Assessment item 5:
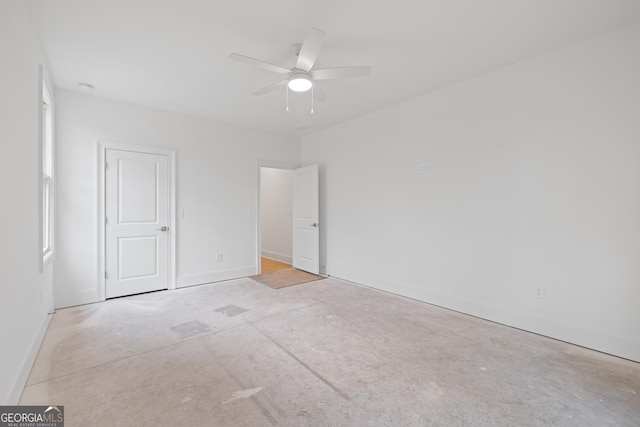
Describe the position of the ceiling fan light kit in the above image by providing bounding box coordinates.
[229,27,371,112]
[288,71,313,92]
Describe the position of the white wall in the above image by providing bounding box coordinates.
[260,168,294,263]
[301,22,640,362]
[0,1,55,403]
[55,90,299,308]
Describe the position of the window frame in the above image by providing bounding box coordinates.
[41,81,54,268]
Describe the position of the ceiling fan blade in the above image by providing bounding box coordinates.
[228,53,290,75]
[253,79,288,96]
[312,82,327,102]
[312,66,371,80]
[296,27,326,72]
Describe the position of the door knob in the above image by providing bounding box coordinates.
[157,226,169,231]
[310,223,318,228]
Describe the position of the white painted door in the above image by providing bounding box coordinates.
[105,149,169,298]
[292,164,319,274]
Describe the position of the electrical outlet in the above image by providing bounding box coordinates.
[216,253,223,262]
[534,286,545,299]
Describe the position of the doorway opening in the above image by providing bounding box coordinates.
[259,167,294,274]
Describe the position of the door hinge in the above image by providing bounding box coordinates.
[105,271,108,280]
[105,217,108,225]
[105,162,108,170]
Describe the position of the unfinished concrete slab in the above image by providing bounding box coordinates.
[21,277,640,426]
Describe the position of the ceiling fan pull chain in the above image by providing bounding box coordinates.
[311,85,314,114]
[286,86,289,112]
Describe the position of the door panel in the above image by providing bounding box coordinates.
[118,158,159,223]
[118,236,158,280]
[292,164,319,274]
[106,149,169,298]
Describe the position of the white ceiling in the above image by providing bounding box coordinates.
[26,0,640,136]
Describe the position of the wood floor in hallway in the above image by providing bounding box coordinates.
[261,257,292,273]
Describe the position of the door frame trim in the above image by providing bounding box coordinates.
[98,140,177,301]
[255,160,298,275]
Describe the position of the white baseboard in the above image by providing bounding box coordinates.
[333,272,640,363]
[177,265,257,288]
[261,250,292,265]
[7,312,52,404]
[55,288,100,309]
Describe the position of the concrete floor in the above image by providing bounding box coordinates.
[21,277,640,426]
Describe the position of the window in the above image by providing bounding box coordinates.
[42,82,54,266]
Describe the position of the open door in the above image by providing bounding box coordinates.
[292,164,319,274]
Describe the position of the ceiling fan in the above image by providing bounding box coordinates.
[228,28,371,104]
